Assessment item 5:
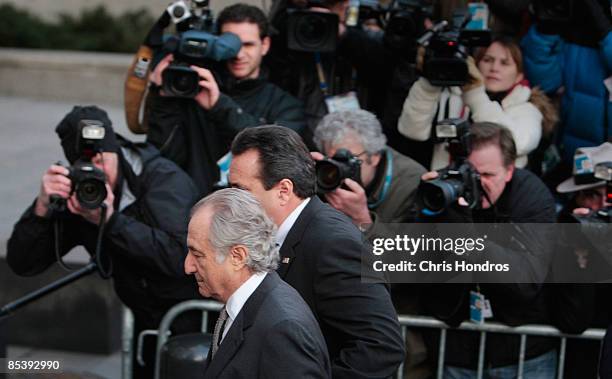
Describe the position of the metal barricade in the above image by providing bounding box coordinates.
[396,315,607,379]
[120,302,607,379]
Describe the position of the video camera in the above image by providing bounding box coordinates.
[62,120,108,210]
[315,148,362,193]
[383,0,430,53]
[418,119,482,213]
[532,0,574,24]
[161,0,242,97]
[418,7,491,87]
[287,0,340,52]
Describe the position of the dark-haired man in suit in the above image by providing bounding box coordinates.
[229,125,405,379]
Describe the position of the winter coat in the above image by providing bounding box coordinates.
[365,147,426,240]
[421,168,558,368]
[521,25,612,163]
[146,75,306,196]
[398,77,545,170]
[7,140,200,330]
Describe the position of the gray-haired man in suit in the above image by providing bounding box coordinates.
[184,188,330,379]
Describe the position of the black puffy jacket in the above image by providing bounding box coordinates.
[7,139,200,329]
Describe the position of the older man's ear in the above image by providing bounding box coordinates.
[230,245,249,270]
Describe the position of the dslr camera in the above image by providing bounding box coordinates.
[418,119,482,213]
[161,0,242,98]
[316,149,362,193]
[64,120,108,210]
[419,8,491,86]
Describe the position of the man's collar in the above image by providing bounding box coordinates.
[225,272,267,321]
[276,197,311,248]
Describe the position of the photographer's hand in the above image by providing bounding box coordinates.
[35,164,71,217]
[150,54,174,89]
[67,183,114,224]
[325,178,372,227]
[191,66,220,110]
[462,56,484,92]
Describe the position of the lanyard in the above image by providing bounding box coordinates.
[314,52,358,98]
[314,52,329,97]
[368,148,393,209]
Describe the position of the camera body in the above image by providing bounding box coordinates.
[67,120,108,210]
[316,148,362,193]
[420,9,491,87]
[418,119,483,213]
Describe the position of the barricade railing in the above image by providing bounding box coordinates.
[119,302,607,379]
[396,315,606,379]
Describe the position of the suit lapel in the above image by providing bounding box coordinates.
[203,273,281,378]
[203,315,244,379]
[277,197,323,279]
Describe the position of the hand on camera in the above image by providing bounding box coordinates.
[420,171,470,207]
[462,56,484,92]
[67,183,115,224]
[310,152,372,226]
[150,54,174,89]
[191,66,220,110]
[325,178,372,226]
[35,164,72,217]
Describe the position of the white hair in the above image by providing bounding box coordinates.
[313,109,387,154]
[191,188,279,273]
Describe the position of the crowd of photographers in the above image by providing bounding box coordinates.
[4,0,612,378]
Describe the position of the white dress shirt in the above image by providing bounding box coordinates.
[276,197,311,248]
[221,271,267,341]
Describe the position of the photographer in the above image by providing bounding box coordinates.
[312,109,425,236]
[398,35,556,170]
[521,0,612,170]
[6,106,200,379]
[552,142,612,379]
[146,3,306,195]
[266,0,392,148]
[419,122,558,377]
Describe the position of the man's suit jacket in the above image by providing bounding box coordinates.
[203,272,330,379]
[278,196,405,379]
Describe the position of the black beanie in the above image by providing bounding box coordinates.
[55,105,120,164]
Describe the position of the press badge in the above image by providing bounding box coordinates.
[470,291,494,324]
[469,291,484,323]
[325,91,361,113]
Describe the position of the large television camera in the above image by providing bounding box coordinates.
[418,119,483,213]
[287,0,340,52]
[418,8,491,87]
[383,0,430,53]
[315,148,362,193]
[532,0,574,24]
[161,0,241,97]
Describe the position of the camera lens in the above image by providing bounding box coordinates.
[316,161,342,192]
[171,71,199,96]
[295,13,333,50]
[76,178,107,209]
[421,179,462,213]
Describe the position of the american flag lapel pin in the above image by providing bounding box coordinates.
[282,257,291,264]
